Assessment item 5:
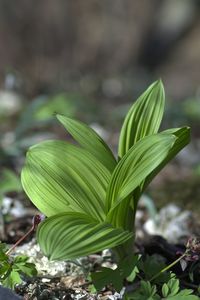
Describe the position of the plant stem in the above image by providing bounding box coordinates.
[150,253,186,282]
[6,225,34,256]
[5,215,42,256]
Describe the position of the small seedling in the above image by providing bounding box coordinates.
[0,215,41,289]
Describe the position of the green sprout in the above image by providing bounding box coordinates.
[21,80,190,262]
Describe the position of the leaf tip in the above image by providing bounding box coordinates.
[56,113,64,121]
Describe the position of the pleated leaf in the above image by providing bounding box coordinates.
[37,212,133,260]
[57,114,116,172]
[106,133,176,215]
[118,80,165,158]
[21,140,111,221]
[142,127,190,192]
[124,127,191,229]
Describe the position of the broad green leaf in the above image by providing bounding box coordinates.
[37,212,133,260]
[21,140,111,221]
[57,114,116,172]
[141,127,190,193]
[128,127,190,219]
[113,127,189,229]
[118,80,165,158]
[106,133,176,216]
[106,134,176,229]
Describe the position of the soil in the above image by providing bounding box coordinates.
[1,195,200,299]
[11,234,200,299]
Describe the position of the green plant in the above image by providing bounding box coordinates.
[90,254,140,292]
[21,80,190,261]
[125,277,199,300]
[0,215,40,289]
[90,253,200,298]
[0,244,36,289]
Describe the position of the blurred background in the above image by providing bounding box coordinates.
[0,0,200,220]
[1,0,200,99]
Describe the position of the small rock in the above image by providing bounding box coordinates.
[144,204,194,243]
[14,240,67,277]
[2,197,27,217]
